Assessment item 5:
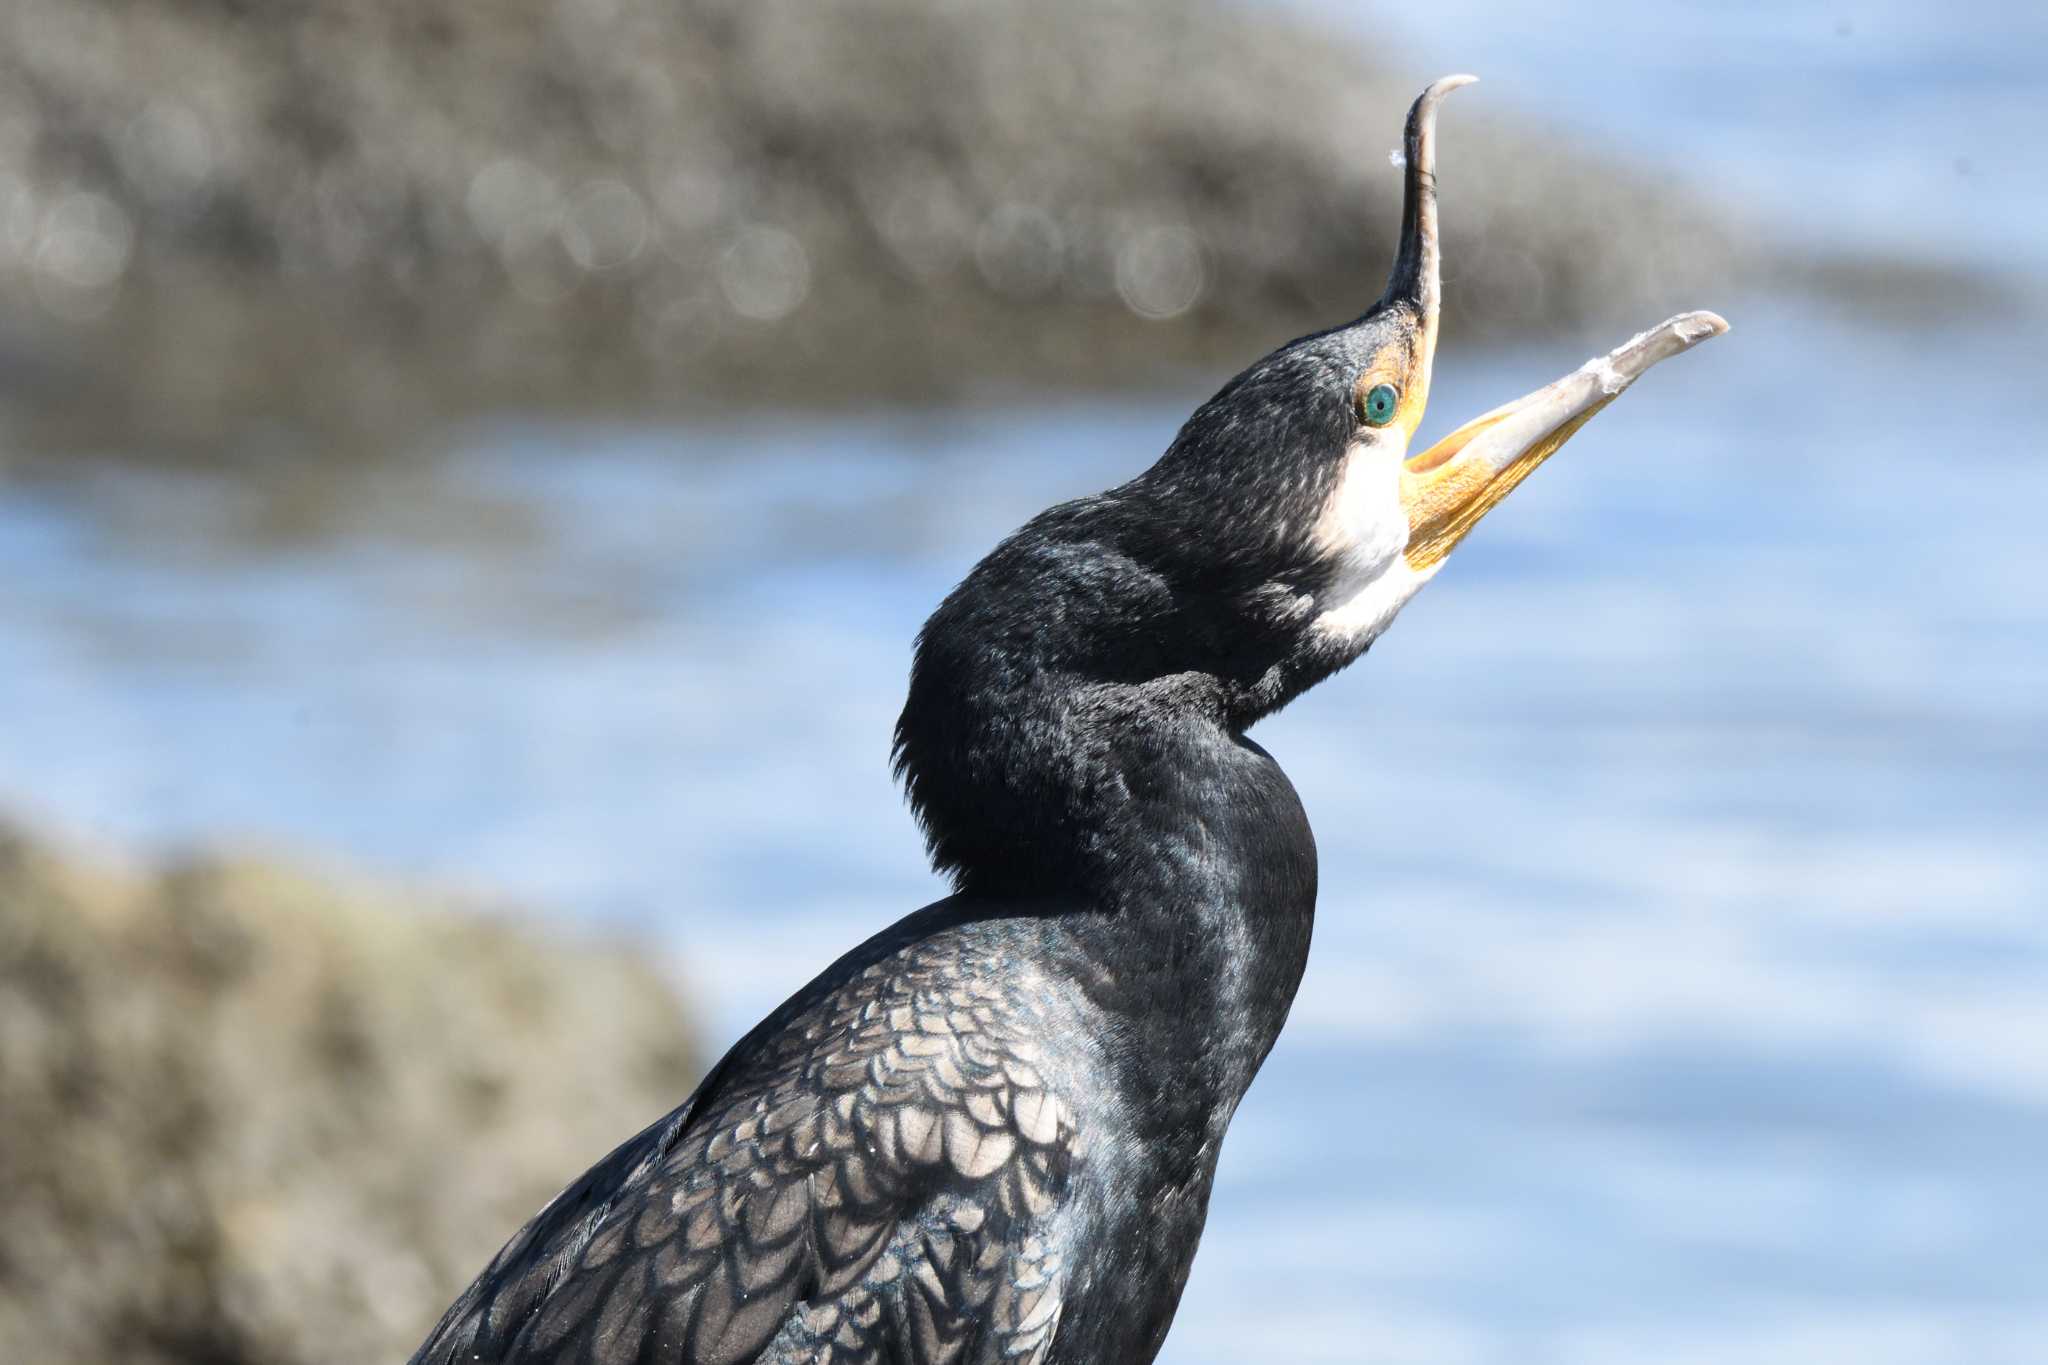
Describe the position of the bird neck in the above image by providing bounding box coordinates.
[897,493,1324,900]
[907,674,1318,1116]
[895,536,1323,1125]
[1055,715,1318,1134]
[898,653,1220,897]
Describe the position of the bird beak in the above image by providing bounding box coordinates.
[1381,74,1476,324]
[1375,75,1729,571]
[1373,74,1477,433]
[1400,311,1729,571]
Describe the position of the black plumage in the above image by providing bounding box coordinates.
[411,308,1361,1365]
[413,91,1429,1365]
[412,75,1724,1365]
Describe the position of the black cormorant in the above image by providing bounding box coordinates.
[413,76,1726,1365]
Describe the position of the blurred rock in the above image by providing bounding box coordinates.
[0,819,699,1365]
[0,0,1992,448]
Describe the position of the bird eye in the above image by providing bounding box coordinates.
[1362,383,1400,427]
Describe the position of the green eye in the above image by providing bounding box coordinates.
[1362,383,1400,427]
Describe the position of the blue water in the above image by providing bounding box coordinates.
[1283,0,2048,278]
[5,301,2046,1360]
[6,7,2048,1361]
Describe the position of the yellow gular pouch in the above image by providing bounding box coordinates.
[1395,306,1726,578]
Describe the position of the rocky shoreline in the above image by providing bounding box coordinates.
[0,0,1991,451]
[0,819,700,1365]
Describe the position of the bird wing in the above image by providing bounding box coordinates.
[412,923,1075,1365]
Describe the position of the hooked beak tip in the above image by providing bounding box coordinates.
[1607,310,1732,378]
[1406,73,1479,153]
[1384,75,1477,313]
[1669,309,1731,340]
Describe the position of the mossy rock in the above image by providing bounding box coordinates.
[0,820,698,1365]
[2,0,1978,450]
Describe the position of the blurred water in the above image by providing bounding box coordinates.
[1284,0,2048,277]
[6,5,2048,1358]
[4,298,2046,1361]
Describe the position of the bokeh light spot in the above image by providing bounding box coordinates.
[120,102,216,215]
[466,158,559,247]
[717,226,810,322]
[36,190,134,301]
[561,180,650,273]
[1114,225,1204,320]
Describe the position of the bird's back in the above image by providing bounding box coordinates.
[411,903,1087,1365]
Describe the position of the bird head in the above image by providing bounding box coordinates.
[899,75,1726,891]
[1130,75,1728,715]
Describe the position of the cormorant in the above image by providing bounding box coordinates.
[413,76,1726,1365]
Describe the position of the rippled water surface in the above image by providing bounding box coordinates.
[6,300,2045,1361]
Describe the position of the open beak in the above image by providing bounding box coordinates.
[1378,75,1730,572]
[1400,311,1728,570]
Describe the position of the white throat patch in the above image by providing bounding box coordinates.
[1309,435,1439,644]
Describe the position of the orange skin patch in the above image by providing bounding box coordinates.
[1349,312,1435,443]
